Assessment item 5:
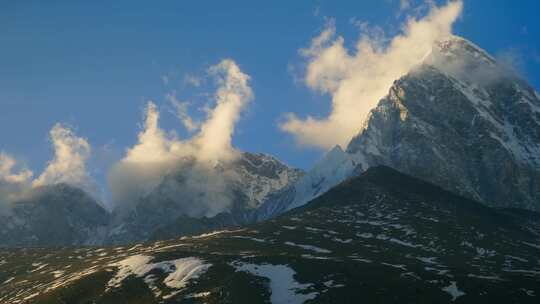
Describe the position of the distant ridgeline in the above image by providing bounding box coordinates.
[1,37,540,247]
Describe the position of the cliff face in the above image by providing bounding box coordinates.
[347,37,540,210]
[107,152,303,243]
[258,36,540,219]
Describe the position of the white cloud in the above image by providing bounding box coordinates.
[1,124,96,212]
[108,59,253,215]
[184,74,203,87]
[0,153,33,211]
[107,101,191,207]
[0,153,33,184]
[195,59,253,162]
[166,92,200,133]
[32,123,93,192]
[280,0,463,149]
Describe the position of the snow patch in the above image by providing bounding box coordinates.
[284,241,332,254]
[381,262,407,270]
[51,270,64,279]
[286,145,357,211]
[323,280,345,288]
[233,262,318,304]
[332,237,352,244]
[442,281,465,301]
[467,274,502,281]
[163,258,212,290]
[231,236,267,243]
[107,255,211,298]
[357,232,373,238]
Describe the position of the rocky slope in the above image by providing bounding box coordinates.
[259,36,540,219]
[347,36,540,210]
[0,184,110,247]
[0,152,302,247]
[107,152,303,243]
[2,166,539,303]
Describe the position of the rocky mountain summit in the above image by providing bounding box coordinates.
[260,36,540,219]
[106,152,303,244]
[2,36,539,249]
[347,36,540,210]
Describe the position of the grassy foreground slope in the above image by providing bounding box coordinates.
[1,166,539,303]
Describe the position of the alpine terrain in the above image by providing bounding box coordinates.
[2,1,539,303]
[258,36,540,219]
[105,152,303,244]
[0,152,302,247]
[1,167,539,303]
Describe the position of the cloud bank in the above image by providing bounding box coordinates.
[280,0,463,149]
[108,59,253,215]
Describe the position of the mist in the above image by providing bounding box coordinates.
[108,59,253,216]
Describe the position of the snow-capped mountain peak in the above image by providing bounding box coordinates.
[346,35,540,209]
[429,36,497,67]
[259,35,540,218]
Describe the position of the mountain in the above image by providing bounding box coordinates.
[259,36,540,219]
[256,145,355,220]
[347,37,540,209]
[0,184,110,247]
[2,166,539,303]
[106,152,303,244]
[0,152,302,247]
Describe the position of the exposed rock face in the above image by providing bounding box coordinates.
[347,37,540,210]
[229,152,304,209]
[0,152,303,247]
[0,184,110,247]
[108,152,303,243]
[259,36,540,218]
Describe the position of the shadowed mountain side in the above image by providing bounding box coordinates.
[2,166,539,303]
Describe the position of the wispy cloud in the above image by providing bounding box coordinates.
[166,92,200,133]
[495,47,525,74]
[280,0,463,149]
[1,124,95,211]
[108,59,253,215]
[0,153,33,211]
[0,153,33,184]
[184,73,203,87]
[32,123,94,193]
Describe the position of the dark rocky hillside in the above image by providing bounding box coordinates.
[1,166,539,303]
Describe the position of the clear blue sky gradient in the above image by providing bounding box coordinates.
[1,1,539,188]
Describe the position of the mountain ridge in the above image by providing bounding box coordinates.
[257,35,540,220]
[2,165,539,303]
[0,183,110,247]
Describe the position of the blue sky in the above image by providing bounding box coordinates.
[1,0,539,188]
